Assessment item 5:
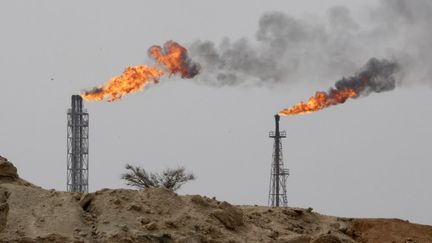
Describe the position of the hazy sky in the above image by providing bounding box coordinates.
[1,0,431,225]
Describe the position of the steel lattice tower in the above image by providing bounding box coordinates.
[268,114,289,207]
[67,95,89,192]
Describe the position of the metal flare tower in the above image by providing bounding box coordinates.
[268,114,289,207]
[67,95,89,192]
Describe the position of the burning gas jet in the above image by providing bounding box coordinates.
[278,58,399,116]
[81,41,200,102]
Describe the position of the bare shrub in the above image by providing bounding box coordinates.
[121,164,195,191]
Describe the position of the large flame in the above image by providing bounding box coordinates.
[278,58,399,116]
[81,41,200,102]
[82,65,163,102]
[278,88,358,116]
[148,41,199,78]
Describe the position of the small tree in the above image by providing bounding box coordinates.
[121,164,195,191]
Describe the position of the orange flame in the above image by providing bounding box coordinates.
[81,41,199,102]
[82,65,163,102]
[149,41,197,78]
[278,88,358,116]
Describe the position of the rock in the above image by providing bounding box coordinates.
[127,204,142,211]
[0,156,18,179]
[144,208,154,214]
[139,217,151,225]
[145,222,158,231]
[164,220,177,228]
[212,202,244,230]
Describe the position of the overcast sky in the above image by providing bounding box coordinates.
[0,0,431,225]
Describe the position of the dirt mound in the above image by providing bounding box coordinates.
[1,157,431,242]
[353,219,432,243]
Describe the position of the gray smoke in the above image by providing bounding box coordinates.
[189,0,432,88]
[334,58,399,97]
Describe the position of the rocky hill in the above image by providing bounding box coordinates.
[1,156,431,242]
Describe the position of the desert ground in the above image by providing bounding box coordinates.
[1,155,431,243]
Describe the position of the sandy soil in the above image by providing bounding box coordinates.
[1,156,431,243]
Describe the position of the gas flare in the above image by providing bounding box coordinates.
[279,89,358,116]
[278,58,399,116]
[149,41,200,78]
[82,41,200,102]
[82,65,163,102]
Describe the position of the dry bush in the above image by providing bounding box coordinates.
[121,164,195,191]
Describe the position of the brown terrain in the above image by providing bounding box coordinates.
[1,155,431,243]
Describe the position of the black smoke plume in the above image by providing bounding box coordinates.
[335,58,399,96]
[189,0,432,89]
